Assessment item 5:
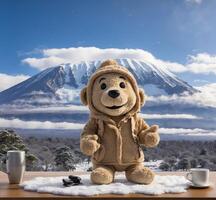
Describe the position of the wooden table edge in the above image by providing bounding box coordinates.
[1,171,216,200]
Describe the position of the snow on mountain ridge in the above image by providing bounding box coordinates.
[60,58,184,88]
[0,58,198,105]
[58,58,198,100]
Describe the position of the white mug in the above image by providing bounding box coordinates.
[6,150,25,184]
[186,168,209,186]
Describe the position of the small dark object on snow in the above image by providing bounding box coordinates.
[62,175,82,187]
[69,175,81,183]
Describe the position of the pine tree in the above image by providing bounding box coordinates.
[54,146,76,171]
[0,129,38,171]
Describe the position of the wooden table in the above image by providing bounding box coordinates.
[0,171,215,199]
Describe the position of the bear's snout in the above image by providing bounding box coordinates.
[108,90,120,98]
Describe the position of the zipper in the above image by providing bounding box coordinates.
[133,135,142,158]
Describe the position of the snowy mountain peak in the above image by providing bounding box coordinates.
[0,58,198,105]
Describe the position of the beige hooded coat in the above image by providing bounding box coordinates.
[80,61,153,166]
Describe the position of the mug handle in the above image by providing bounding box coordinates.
[186,172,192,181]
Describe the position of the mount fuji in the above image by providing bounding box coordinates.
[0,58,198,105]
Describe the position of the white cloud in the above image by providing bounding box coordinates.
[0,105,200,119]
[0,118,84,130]
[23,56,64,70]
[186,53,216,74]
[160,127,216,136]
[1,116,215,136]
[0,105,88,114]
[185,0,203,5]
[148,83,216,108]
[140,113,201,119]
[0,73,29,92]
[1,116,215,135]
[22,47,216,75]
[22,47,187,73]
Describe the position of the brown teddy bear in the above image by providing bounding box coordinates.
[80,59,160,185]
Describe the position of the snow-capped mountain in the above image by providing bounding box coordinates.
[0,58,198,105]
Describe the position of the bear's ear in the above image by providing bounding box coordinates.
[80,87,88,105]
[139,88,145,106]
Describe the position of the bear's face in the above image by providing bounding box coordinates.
[92,72,136,116]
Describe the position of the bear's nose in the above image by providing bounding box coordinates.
[108,90,120,98]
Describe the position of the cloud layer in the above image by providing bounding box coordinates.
[22,47,216,75]
[140,113,201,119]
[160,127,216,136]
[0,73,29,92]
[187,53,216,74]
[0,118,84,130]
[148,83,216,108]
[22,47,187,73]
[0,117,214,137]
[0,105,88,114]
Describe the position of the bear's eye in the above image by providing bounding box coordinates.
[100,83,107,90]
[119,82,126,88]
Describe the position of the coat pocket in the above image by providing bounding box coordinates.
[93,144,105,162]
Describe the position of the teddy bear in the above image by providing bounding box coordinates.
[80,59,160,185]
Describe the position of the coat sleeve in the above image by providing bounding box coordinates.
[80,118,98,140]
[135,116,160,147]
[80,118,100,156]
[135,116,150,135]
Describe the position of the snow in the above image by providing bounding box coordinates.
[58,58,181,102]
[144,160,163,171]
[0,58,197,106]
[117,59,193,92]
[62,64,71,84]
[20,174,190,196]
[60,58,194,93]
[71,63,86,86]
[74,160,92,172]
[27,67,55,86]
[73,160,162,173]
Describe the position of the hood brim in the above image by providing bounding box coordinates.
[86,65,142,119]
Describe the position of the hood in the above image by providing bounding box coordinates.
[82,59,144,122]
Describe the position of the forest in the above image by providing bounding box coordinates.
[0,129,216,172]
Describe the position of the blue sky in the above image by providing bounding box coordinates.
[0,0,216,90]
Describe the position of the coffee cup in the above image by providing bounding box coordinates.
[6,150,25,184]
[186,168,209,186]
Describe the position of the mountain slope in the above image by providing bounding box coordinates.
[0,58,198,105]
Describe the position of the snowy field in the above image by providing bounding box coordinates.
[72,160,163,172]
